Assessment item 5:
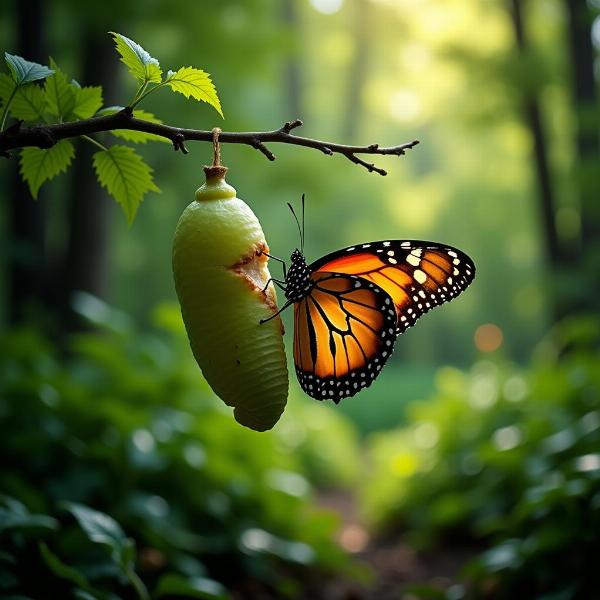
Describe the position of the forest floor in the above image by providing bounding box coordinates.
[317,491,476,600]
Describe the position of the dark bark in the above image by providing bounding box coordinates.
[564,0,600,311]
[8,0,48,326]
[565,0,598,165]
[61,32,119,333]
[343,0,369,142]
[0,114,419,175]
[509,0,566,318]
[281,0,303,119]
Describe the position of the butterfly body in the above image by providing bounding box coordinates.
[284,249,314,302]
[265,238,475,404]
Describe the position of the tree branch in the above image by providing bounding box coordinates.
[0,110,419,175]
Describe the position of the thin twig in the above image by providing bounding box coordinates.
[0,110,419,175]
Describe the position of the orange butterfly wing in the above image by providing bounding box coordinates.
[310,241,475,334]
[293,272,397,402]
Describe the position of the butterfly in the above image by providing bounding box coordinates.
[260,196,476,403]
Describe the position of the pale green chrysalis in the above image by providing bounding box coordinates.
[172,166,289,431]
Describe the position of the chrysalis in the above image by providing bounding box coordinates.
[172,165,288,431]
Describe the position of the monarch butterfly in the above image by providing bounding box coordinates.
[261,196,476,403]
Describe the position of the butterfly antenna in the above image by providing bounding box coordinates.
[287,202,303,252]
[301,193,305,253]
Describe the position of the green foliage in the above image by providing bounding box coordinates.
[362,317,600,598]
[0,74,47,121]
[1,31,223,222]
[93,145,160,224]
[110,32,162,84]
[72,85,103,120]
[0,303,358,598]
[44,58,78,120]
[165,67,223,118]
[107,32,222,118]
[0,53,55,130]
[4,52,54,85]
[20,140,75,198]
[156,574,229,599]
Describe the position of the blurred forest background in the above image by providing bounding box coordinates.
[1,0,599,599]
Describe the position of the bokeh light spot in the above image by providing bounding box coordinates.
[132,429,155,453]
[576,454,600,472]
[339,524,369,553]
[309,0,344,14]
[414,422,439,448]
[504,376,528,402]
[389,89,422,122]
[469,374,498,409]
[474,323,503,352]
[390,452,418,476]
[493,425,522,451]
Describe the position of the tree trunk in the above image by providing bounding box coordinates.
[509,0,567,319]
[564,0,600,313]
[8,0,48,326]
[61,30,119,333]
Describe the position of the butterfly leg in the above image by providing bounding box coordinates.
[260,251,287,279]
[259,299,293,324]
[261,278,287,294]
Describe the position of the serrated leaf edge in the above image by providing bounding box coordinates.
[19,140,75,198]
[93,145,160,224]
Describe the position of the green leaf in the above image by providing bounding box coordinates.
[44,58,77,120]
[156,574,230,600]
[5,53,54,85]
[165,67,223,117]
[73,592,103,600]
[0,512,58,532]
[110,32,162,84]
[0,494,27,515]
[97,106,170,144]
[19,140,75,198]
[63,501,138,571]
[39,543,90,590]
[0,74,46,121]
[64,502,127,549]
[0,73,15,102]
[92,145,160,223]
[73,86,103,119]
[12,84,47,121]
[0,498,59,533]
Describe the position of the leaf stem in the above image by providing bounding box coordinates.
[1,84,19,131]
[127,567,150,600]
[130,80,149,108]
[81,134,108,152]
[129,82,164,109]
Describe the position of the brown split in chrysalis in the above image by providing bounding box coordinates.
[231,242,285,334]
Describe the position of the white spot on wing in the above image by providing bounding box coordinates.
[414,269,427,284]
